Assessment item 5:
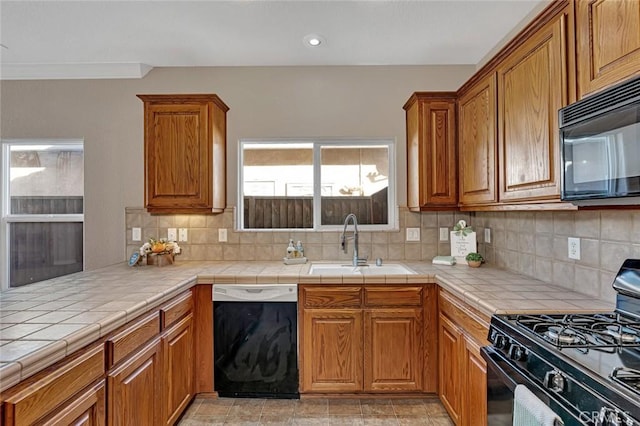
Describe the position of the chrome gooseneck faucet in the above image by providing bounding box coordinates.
[341,213,367,267]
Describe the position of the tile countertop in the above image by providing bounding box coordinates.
[0,260,615,392]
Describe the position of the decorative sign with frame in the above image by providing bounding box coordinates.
[450,220,477,265]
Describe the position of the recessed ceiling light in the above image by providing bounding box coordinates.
[303,34,324,47]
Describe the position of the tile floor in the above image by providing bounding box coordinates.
[178,396,454,425]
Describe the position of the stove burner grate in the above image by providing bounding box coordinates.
[611,367,640,395]
[545,326,584,345]
[514,313,640,351]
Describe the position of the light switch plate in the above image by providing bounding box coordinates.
[179,228,188,242]
[406,227,420,242]
[218,228,228,242]
[439,227,449,241]
[132,227,142,242]
[167,228,177,241]
[484,228,491,244]
[568,237,580,260]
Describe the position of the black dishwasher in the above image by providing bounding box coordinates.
[213,284,299,398]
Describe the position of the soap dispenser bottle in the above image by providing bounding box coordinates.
[296,241,304,258]
[287,239,296,258]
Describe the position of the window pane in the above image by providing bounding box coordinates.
[320,146,389,225]
[242,143,313,228]
[10,144,84,214]
[9,222,83,287]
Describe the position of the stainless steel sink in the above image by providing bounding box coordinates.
[308,263,416,275]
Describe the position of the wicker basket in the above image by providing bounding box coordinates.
[146,253,175,267]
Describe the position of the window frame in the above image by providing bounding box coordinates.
[0,139,85,290]
[238,138,396,231]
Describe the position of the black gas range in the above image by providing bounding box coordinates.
[482,259,640,426]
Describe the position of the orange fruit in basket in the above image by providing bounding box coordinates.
[151,242,166,253]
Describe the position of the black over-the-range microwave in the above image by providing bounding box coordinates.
[560,75,640,205]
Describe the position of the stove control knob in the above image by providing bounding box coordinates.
[543,370,565,393]
[494,334,507,349]
[508,344,527,361]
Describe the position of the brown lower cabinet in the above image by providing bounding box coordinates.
[438,289,489,426]
[107,338,162,426]
[162,313,195,425]
[40,380,106,426]
[364,308,423,392]
[302,307,364,392]
[0,288,200,426]
[299,284,436,394]
[1,345,105,426]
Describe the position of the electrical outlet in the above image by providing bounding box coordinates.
[439,227,449,241]
[218,228,228,242]
[167,228,177,241]
[179,228,188,242]
[406,227,420,242]
[568,237,581,260]
[484,228,491,244]
[132,227,142,242]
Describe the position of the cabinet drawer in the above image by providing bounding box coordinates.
[161,291,193,329]
[2,345,104,426]
[439,291,489,345]
[364,286,423,307]
[106,311,160,368]
[36,379,106,426]
[301,286,362,308]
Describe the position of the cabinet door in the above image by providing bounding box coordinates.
[405,94,457,211]
[462,337,487,426]
[144,102,211,212]
[458,74,498,205]
[497,14,567,202]
[107,338,162,426]
[363,308,423,392]
[36,380,106,426]
[162,314,194,426]
[301,309,363,393]
[438,314,462,424]
[138,94,228,214]
[577,0,640,98]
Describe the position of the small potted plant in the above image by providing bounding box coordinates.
[465,252,484,268]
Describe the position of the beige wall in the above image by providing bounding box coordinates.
[1,65,473,269]
[475,0,551,70]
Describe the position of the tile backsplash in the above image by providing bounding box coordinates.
[473,210,640,302]
[125,207,471,266]
[125,207,640,302]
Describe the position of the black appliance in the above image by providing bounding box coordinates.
[213,284,299,399]
[482,259,640,426]
[560,75,640,205]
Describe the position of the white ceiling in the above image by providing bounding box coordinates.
[0,0,548,80]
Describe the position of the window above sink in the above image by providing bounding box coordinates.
[238,139,396,231]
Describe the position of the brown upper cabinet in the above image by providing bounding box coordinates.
[496,12,568,203]
[137,94,229,214]
[457,74,498,206]
[404,93,458,211]
[576,0,640,99]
